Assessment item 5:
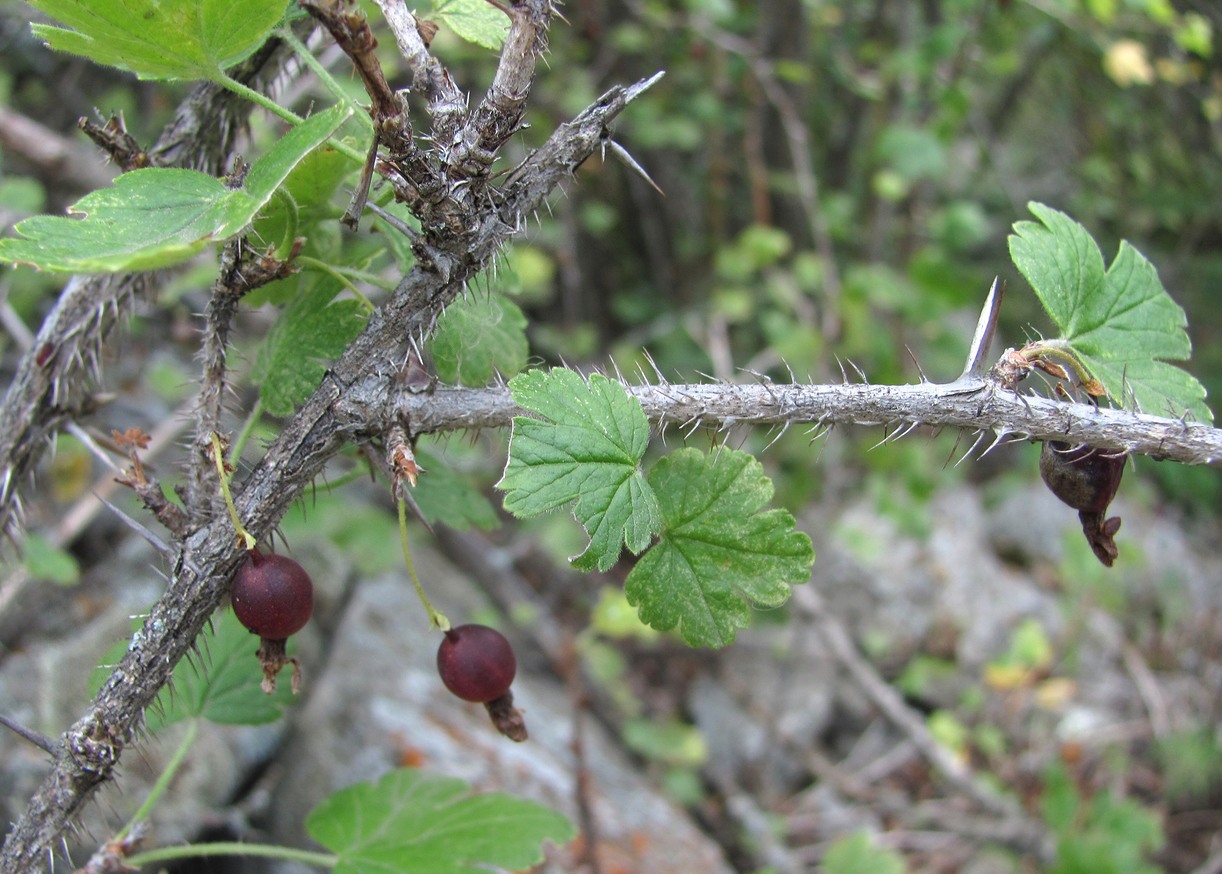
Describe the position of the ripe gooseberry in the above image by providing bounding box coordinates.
[231,550,314,640]
[436,624,517,703]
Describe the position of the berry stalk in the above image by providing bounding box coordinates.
[209,432,256,551]
[397,497,449,631]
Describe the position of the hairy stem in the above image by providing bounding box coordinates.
[398,498,449,631]
[115,719,199,842]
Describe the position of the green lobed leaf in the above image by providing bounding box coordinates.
[430,295,529,386]
[433,0,509,50]
[0,104,352,273]
[28,0,290,81]
[822,831,908,874]
[306,768,575,874]
[250,139,359,264]
[624,448,813,648]
[498,369,661,572]
[21,533,81,586]
[410,451,501,531]
[1009,202,1211,422]
[152,609,297,730]
[252,276,367,416]
[92,609,295,733]
[1042,763,1164,873]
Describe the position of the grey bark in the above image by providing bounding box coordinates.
[349,377,1222,467]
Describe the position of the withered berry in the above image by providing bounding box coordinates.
[1039,441,1126,567]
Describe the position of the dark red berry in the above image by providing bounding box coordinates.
[231,550,314,640]
[437,624,517,703]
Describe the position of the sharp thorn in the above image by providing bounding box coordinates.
[761,420,791,453]
[93,494,176,561]
[606,138,665,197]
[905,345,930,383]
[955,430,988,466]
[961,277,1004,379]
[835,355,850,384]
[978,429,1011,458]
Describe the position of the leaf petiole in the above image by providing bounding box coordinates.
[296,257,378,313]
[268,188,300,259]
[215,72,366,165]
[1018,340,1105,396]
[125,841,338,869]
[114,719,199,842]
[276,26,374,134]
[231,399,265,463]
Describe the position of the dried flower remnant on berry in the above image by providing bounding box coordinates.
[231,549,314,692]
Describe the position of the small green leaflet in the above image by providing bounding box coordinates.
[21,533,80,586]
[29,0,289,82]
[306,769,575,874]
[148,609,297,731]
[624,448,813,648]
[92,609,295,733]
[411,451,501,531]
[499,369,661,572]
[430,295,529,386]
[0,104,352,273]
[433,0,510,50]
[252,276,367,416]
[1009,202,1211,422]
[822,831,907,874]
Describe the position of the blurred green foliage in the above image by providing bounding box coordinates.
[1042,760,1165,874]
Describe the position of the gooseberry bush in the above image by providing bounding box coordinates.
[0,0,1219,872]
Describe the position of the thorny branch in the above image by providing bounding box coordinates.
[189,236,301,523]
[354,275,1221,465]
[354,376,1222,467]
[0,3,658,869]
